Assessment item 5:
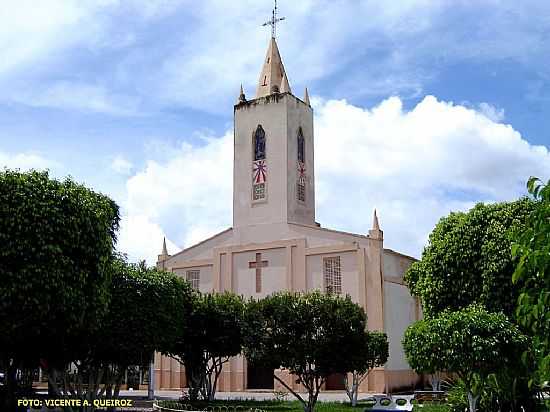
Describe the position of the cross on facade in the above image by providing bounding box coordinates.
[249,252,268,293]
[262,0,285,39]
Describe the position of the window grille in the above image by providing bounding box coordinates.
[297,181,306,202]
[253,183,266,201]
[323,256,342,294]
[186,270,200,290]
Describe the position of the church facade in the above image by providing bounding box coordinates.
[154,36,422,394]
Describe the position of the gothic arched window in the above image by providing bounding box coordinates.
[297,127,305,163]
[254,125,266,161]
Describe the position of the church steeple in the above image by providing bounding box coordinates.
[256,37,290,98]
[233,2,314,229]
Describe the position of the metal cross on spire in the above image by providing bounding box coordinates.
[262,0,285,39]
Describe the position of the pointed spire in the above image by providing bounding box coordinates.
[369,209,383,240]
[372,209,380,231]
[237,84,246,103]
[157,236,170,267]
[304,87,310,106]
[256,38,290,98]
[162,237,168,255]
[280,73,290,93]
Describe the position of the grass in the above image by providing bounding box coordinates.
[412,404,451,412]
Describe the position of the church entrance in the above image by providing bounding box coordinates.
[246,364,274,390]
[325,373,346,390]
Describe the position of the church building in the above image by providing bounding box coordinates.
[154,30,422,394]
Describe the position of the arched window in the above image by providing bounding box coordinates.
[297,127,305,163]
[254,125,266,161]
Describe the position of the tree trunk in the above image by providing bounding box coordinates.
[467,391,479,412]
[430,372,441,391]
[4,359,18,411]
[352,387,358,407]
[148,353,155,401]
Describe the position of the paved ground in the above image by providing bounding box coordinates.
[34,390,415,411]
[121,390,357,401]
[120,391,415,411]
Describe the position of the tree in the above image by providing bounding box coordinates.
[172,292,245,401]
[402,316,449,392]
[405,199,534,318]
[97,258,194,402]
[0,170,120,410]
[403,306,527,412]
[512,177,550,388]
[243,291,367,412]
[41,257,194,412]
[344,331,388,406]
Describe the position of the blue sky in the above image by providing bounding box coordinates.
[1,1,550,263]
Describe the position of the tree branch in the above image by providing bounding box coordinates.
[273,374,306,406]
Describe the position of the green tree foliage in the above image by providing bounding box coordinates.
[405,199,534,318]
[44,257,194,411]
[243,291,367,412]
[344,331,388,406]
[98,258,194,396]
[0,170,120,409]
[173,292,245,401]
[512,177,550,387]
[402,316,447,392]
[403,306,527,412]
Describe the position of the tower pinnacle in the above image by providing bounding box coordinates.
[369,209,383,240]
[157,237,170,268]
[280,73,290,93]
[373,209,380,231]
[304,87,311,106]
[255,37,290,98]
[161,237,168,255]
[237,84,246,103]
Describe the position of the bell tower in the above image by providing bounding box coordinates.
[233,33,315,229]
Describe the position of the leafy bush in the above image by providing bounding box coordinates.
[512,177,550,386]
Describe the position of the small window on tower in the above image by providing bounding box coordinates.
[253,183,266,201]
[297,181,305,202]
[186,270,200,290]
[262,76,267,86]
[254,125,266,160]
[323,256,342,295]
[297,127,305,163]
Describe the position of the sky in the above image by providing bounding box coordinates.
[1,0,550,264]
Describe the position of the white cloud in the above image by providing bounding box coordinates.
[117,214,179,264]
[313,95,550,256]
[0,151,57,171]
[116,94,550,264]
[117,133,233,263]
[478,102,505,122]
[10,81,140,116]
[2,2,550,113]
[111,155,134,175]
[0,0,117,75]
